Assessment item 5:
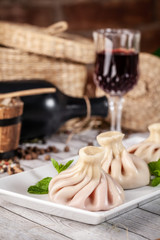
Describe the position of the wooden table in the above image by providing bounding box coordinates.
[0,130,160,240]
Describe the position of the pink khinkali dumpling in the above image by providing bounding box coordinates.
[49,146,124,211]
[97,131,150,189]
[128,123,160,163]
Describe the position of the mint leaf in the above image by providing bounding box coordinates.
[51,158,60,173]
[154,170,160,177]
[150,177,160,187]
[27,177,52,194]
[28,186,48,194]
[28,158,74,194]
[59,160,74,173]
[148,159,160,187]
[148,159,160,175]
[51,158,73,173]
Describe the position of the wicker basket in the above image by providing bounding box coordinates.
[0,47,87,97]
[0,21,95,64]
[96,53,160,132]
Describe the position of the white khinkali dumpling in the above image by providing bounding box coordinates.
[97,131,150,189]
[49,146,124,211]
[128,123,160,163]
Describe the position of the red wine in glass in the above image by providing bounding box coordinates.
[94,49,139,96]
[93,29,141,132]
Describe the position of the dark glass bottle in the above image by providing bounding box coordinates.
[0,80,108,140]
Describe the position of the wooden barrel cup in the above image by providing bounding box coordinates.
[0,98,23,159]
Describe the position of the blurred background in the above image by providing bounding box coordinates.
[0,0,160,53]
[0,0,160,134]
[0,0,160,172]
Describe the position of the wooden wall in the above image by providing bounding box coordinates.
[0,0,160,53]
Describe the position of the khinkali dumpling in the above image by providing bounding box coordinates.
[97,131,150,189]
[49,146,124,211]
[128,123,160,163]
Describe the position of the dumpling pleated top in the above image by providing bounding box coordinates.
[97,131,150,189]
[49,146,124,211]
[128,123,160,163]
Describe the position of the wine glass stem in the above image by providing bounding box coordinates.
[109,95,124,132]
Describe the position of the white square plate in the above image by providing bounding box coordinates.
[0,156,160,225]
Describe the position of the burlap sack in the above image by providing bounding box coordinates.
[96,53,160,132]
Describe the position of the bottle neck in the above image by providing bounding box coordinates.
[62,95,108,121]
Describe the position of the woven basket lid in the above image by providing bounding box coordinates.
[96,53,160,132]
[0,21,95,64]
[0,47,87,97]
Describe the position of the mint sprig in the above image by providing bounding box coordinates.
[28,177,52,194]
[148,159,160,186]
[27,158,74,194]
[51,158,73,173]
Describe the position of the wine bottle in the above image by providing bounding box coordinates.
[0,80,108,140]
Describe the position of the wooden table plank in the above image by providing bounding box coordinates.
[0,200,147,240]
[108,207,160,240]
[0,205,71,240]
[139,198,160,215]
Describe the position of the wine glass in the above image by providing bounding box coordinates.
[93,28,141,132]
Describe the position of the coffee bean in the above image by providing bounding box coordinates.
[64,146,70,152]
[52,146,59,153]
[45,155,51,161]
[31,152,38,159]
[25,154,32,160]
[39,149,45,155]
[87,142,93,146]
